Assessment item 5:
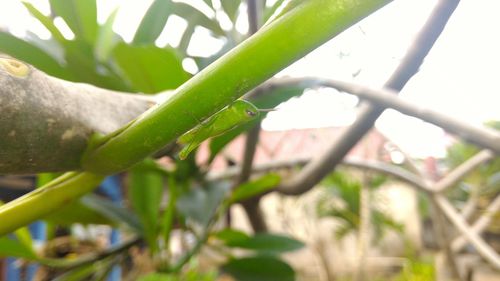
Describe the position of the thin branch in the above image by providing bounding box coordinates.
[434,194,500,270]
[237,123,268,232]
[434,150,494,193]
[247,0,260,34]
[257,78,500,154]
[429,197,463,280]
[452,195,500,252]
[40,236,140,269]
[209,157,432,193]
[277,0,461,195]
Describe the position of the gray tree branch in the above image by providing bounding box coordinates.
[277,0,461,195]
[0,59,158,174]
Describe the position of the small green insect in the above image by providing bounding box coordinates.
[178,100,260,160]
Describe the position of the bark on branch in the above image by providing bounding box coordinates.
[0,59,157,174]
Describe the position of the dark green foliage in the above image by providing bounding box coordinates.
[222,256,295,281]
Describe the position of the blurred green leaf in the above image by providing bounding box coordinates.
[221,0,241,22]
[263,0,287,23]
[171,2,224,37]
[64,39,128,90]
[52,256,116,281]
[95,9,121,62]
[177,182,230,225]
[22,2,66,43]
[49,0,98,44]
[230,173,280,203]
[80,194,142,232]
[44,200,113,226]
[222,255,295,281]
[134,0,174,45]
[113,43,189,93]
[225,233,304,254]
[0,32,67,78]
[129,162,165,253]
[0,237,37,259]
[13,226,34,255]
[214,228,250,244]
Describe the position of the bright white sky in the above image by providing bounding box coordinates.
[1,0,499,158]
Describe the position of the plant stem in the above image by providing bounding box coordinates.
[82,0,392,174]
[0,172,104,236]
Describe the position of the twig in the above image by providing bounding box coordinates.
[277,0,461,195]
[434,194,500,270]
[452,195,500,252]
[208,157,432,193]
[429,197,463,280]
[40,236,141,269]
[434,150,494,193]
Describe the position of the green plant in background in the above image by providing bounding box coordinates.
[0,0,391,280]
[445,121,500,197]
[317,170,403,241]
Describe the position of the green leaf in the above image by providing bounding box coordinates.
[221,0,241,22]
[49,0,98,44]
[128,161,165,253]
[0,32,67,78]
[171,2,224,36]
[222,255,295,281]
[64,39,128,90]
[230,173,281,203]
[177,182,230,225]
[0,236,37,259]
[22,2,66,43]
[44,200,113,226]
[214,228,250,244]
[81,194,142,233]
[225,233,304,254]
[95,8,121,62]
[113,43,189,93]
[133,0,174,44]
[263,0,287,23]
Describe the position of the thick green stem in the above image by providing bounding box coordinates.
[0,172,104,235]
[82,0,391,174]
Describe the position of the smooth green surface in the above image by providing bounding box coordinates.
[83,0,391,174]
[22,2,66,43]
[225,233,304,254]
[113,43,189,93]
[95,9,120,62]
[133,0,174,44]
[49,0,98,44]
[0,237,37,259]
[222,256,295,281]
[221,0,240,22]
[0,32,67,78]
[230,173,281,203]
[0,172,104,235]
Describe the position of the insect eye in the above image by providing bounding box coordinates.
[246,109,256,117]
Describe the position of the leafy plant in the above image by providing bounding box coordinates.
[317,170,403,241]
[0,0,392,280]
